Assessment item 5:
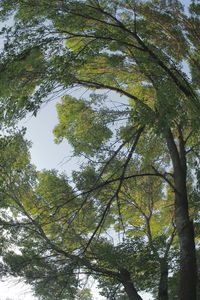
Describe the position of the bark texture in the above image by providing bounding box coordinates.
[166,129,197,300]
[158,259,169,300]
[119,269,143,300]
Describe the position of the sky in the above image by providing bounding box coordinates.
[0,0,191,299]
[22,100,77,173]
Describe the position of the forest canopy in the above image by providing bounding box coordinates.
[0,0,199,299]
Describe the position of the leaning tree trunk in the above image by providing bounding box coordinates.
[158,258,168,300]
[119,269,143,300]
[166,129,197,300]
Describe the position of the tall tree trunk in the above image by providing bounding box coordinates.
[166,129,197,300]
[158,259,168,300]
[119,269,143,300]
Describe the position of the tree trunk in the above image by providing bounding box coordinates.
[166,129,197,300]
[174,188,197,300]
[158,259,168,300]
[119,269,143,300]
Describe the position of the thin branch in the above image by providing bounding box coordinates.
[186,141,200,154]
[84,127,144,250]
[75,78,153,112]
[94,126,144,186]
[58,29,144,51]
[185,129,194,144]
[151,165,175,191]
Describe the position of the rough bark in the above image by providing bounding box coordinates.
[158,259,169,300]
[166,128,197,300]
[119,269,143,300]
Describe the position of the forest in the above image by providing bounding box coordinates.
[0,0,199,299]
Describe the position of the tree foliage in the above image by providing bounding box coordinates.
[0,1,200,300]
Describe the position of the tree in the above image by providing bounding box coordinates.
[0,1,199,299]
[0,132,182,300]
[115,176,176,300]
[0,133,144,300]
[0,131,175,300]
